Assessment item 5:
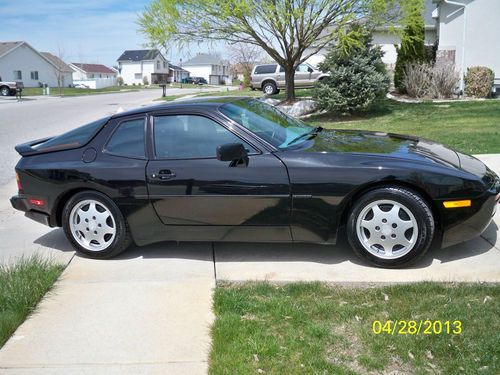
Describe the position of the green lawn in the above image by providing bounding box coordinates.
[20,85,142,97]
[210,282,499,375]
[0,256,64,348]
[307,99,500,155]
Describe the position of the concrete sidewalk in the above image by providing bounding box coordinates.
[0,244,215,375]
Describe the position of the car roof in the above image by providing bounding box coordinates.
[112,96,253,118]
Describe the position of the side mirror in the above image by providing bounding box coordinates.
[216,143,249,167]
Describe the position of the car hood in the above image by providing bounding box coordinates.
[304,129,486,175]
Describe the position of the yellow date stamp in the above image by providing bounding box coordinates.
[372,320,462,335]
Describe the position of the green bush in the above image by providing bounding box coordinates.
[464,66,494,98]
[313,34,390,115]
[117,76,124,86]
[394,0,427,92]
[142,76,150,86]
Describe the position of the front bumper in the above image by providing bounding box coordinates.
[441,177,500,248]
[10,195,54,227]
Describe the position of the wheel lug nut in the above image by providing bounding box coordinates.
[92,216,96,220]
[392,223,397,228]
[98,224,101,227]
[94,231,97,234]
[85,219,88,222]
[391,234,396,238]
[382,219,387,223]
[375,226,380,230]
[86,228,89,231]
[381,235,386,240]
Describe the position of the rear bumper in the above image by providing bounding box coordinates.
[10,195,54,227]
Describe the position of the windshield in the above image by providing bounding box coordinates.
[219,99,312,149]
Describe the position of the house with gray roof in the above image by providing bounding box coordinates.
[0,41,73,88]
[183,53,230,85]
[117,49,170,85]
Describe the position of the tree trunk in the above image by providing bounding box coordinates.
[284,66,296,102]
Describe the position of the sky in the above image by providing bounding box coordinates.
[0,0,225,67]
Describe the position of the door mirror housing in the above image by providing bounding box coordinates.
[216,143,249,167]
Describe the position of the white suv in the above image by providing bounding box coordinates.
[250,63,328,95]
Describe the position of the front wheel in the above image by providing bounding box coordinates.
[62,191,132,259]
[347,187,434,268]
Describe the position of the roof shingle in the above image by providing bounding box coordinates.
[117,49,163,62]
[71,63,116,74]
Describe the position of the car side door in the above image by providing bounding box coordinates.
[145,111,292,242]
[294,63,313,87]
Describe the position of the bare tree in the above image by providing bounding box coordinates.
[46,45,68,96]
[228,43,263,87]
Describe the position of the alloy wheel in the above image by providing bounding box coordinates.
[355,199,418,259]
[69,199,116,251]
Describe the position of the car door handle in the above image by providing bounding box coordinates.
[152,170,176,180]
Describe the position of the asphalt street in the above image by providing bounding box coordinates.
[0,87,229,187]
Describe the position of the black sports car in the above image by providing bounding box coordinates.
[11,98,500,267]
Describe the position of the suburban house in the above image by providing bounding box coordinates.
[183,54,230,85]
[117,49,170,85]
[305,0,499,92]
[0,41,73,87]
[69,63,117,89]
[433,0,500,91]
[169,63,190,83]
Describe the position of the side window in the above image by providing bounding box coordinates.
[154,115,256,159]
[296,64,309,73]
[106,118,145,158]
[254,65,277,75]
[279,66,285,72]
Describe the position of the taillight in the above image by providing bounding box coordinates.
[29,198,45,207]
[16,172,22,191]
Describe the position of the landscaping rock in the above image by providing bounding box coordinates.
[261,97,281,106]
[277,99,317,117]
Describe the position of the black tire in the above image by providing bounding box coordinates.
[347,186,434,268]
[0,86,10,96]
[262,81,278,95]
[62,191,132,259]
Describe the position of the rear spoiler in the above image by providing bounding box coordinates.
[15,137,53,156]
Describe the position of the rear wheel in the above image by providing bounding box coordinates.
[62,191,132,259]
[347,187,434,268]
[0,86,10,96]
[262,81,279,95]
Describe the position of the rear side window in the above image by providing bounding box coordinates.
[106,118,145,158]
[254,65,277,75]
[35,116,110,152]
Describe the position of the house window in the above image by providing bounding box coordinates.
[30,71,39,80]
[13,70,22,80]
[157,60,160,69]
[163,61,167,68]
[134,73,142,79]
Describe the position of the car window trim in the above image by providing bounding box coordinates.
[150,112,263,161]
[103,115,148,160]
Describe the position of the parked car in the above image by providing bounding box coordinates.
[11,97,499,267]
[192,76,207,85]
[74,83,90,89]
[250,63,329,95]
[181,77,194,84]
[0,79,20,96]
